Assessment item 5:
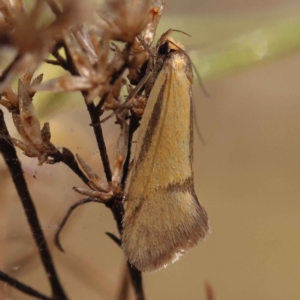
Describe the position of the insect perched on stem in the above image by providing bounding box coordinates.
[53,29,209,273]
[121,31,209,272]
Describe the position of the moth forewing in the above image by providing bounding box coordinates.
[122,42,209,272]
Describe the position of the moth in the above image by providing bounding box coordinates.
[122,33,209,272]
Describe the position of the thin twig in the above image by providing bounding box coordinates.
[95,92,109,115]
[121,114,140,186]
[205,282,216,300]
[44,59,62,66]
[49,147,90,185]
[84,98,112,182]
[0,109,68,300]
[126,263,144,300]
[44,0,61,16]
[0,270,52,300]
[62,43,113,182]
[106,232,121,246]
[105,197,145,300]
[117,265,130,300]
[0,54,21,83]
[50,42,68,71]
[54,197,105,252]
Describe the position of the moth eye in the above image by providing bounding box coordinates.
[158,42,169,55]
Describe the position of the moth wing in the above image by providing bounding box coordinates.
[122,52,209,272]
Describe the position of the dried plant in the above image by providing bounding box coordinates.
[0,0,168,299]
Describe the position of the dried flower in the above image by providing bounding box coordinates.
[0,0,95,91]
[32,31,114,103]
[0,68,57,165]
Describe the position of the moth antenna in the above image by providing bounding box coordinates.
[191,60,209,145]
[170,29,192,38]
[157,28,191,46]
[159,30,209,99]
[193,99,206,145]
[192,60,210,98]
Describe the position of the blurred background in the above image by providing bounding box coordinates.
[1,0,300,299]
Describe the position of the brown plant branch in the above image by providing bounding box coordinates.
[105,197,145,300]
[51,46,69,71]
[44,59,62,66]
[49,147,90,185]
[121,113,140,186]
[106,232,121,246]
[0,109,68,300]
[0,54,21,84]
[117,265,130,300]
[84,98,112,182]
[62,42,113,181]
[44,0,62,16]
[54,197,105,252]
[126,263,144,300]
[0,270,51,300]
[205,282,216,300]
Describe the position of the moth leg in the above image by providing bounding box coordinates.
[100,69,150,124]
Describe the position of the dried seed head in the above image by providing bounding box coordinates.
[5,71,57,165]
[144,0,165,45]
[97,0,152,42]
[0,0,96,91]
[73,26,98,65]
[0,0,23,32]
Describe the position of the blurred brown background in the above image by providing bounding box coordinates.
[1,0,300,299]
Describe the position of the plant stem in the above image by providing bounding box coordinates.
[0,109,68,300]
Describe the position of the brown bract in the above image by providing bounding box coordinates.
[73,119,129,200]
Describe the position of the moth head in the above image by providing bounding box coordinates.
[157,37,183,57]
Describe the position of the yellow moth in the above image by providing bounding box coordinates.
[122,33,209,272]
